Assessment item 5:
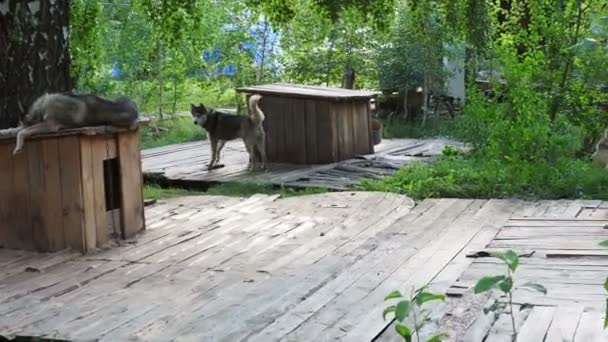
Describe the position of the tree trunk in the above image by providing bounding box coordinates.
[422,72,429,126]
[0,0,73,129]
[402,82,409,121]
[157,42,164,120]
[341,66,355,89]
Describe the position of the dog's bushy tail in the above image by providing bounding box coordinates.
[248,94,264,124]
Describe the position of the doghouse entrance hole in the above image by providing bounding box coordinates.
[103,158,122,238]
[103,158,122,211]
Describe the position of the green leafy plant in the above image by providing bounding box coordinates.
[383,286,447,342]
[599,240,608,329]
[474,250,547,340]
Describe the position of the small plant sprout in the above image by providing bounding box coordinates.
[599,240,608,329]
[383,286,447,342]
[473,250,547,341]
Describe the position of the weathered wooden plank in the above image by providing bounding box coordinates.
[140,138,465,188]
[0,142,13,248]
[304,99,319,164]
[236,83,379,100]
[573,310,607,342]
[58,136,86,252]
[3,196,608,342]
[91,136,110,247]
[428,199,523,292]
[118,130,145,239]
[483,308,531,342]
[26,141,45,251]
[488,237,606,250]
[341,200,518,341]
[545,306,584,342]
[271,199,475,342]
[504,220,608,227]
[7,142,33,250]
[335,102,352,160]
[516,306,556,342]
[291,98,307,164]
[80,136,98,251]
[42,138,65,251]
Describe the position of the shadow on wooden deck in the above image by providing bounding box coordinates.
[141,138,468,190]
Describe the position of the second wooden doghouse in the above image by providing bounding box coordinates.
[0,124,146,253]
[237,83,379,164]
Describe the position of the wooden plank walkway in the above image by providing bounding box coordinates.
[0,195,607,341]
[141,138,468,190]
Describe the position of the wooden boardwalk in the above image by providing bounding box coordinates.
[1,194,607,341]
[142,138,467,190]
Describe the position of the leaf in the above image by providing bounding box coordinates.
[600,240,608,248]
[498,276,513,293]
[385,290,404,301]
[474,275,506,294]
[415,285,429,294]
[383,305,396,320]
[426,333,449,342]
[395,323,412,342]
[605,277,608,292]
[414,292,446,306]
[395,300,411,322]
[495,250,519,272]
[521,282,547,295]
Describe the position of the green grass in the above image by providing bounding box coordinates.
[205,182,328,198]
[360,152,608,200]
[143,184,205,200]
[143,182,328,200]
[140,116,205,149]
[381,115,464,139]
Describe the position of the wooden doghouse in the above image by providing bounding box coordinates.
[0,124,146,253]
[237,83,379,164]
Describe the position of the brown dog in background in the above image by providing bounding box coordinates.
[191,94,267,171]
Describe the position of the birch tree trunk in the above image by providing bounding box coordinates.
[0,0,73,129]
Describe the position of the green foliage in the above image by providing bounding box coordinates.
[365,11,608,200]
[360,152,608,200]
[248,0,396,29]
[521,282,547,295]
[383,286,447,342]
[278,2,381,88]
[474,275,507,294]
[599,240,608,329]
[495,250,519,272]
[140,116,205,150]
[70,0,103,87]
[377,1,449,94]
[69,0,266,117]
[473,250,546,338]
[143,184,204,200]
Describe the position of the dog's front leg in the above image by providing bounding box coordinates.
[13,122,53,155]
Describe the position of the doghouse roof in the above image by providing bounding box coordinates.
[236,83,379,101]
